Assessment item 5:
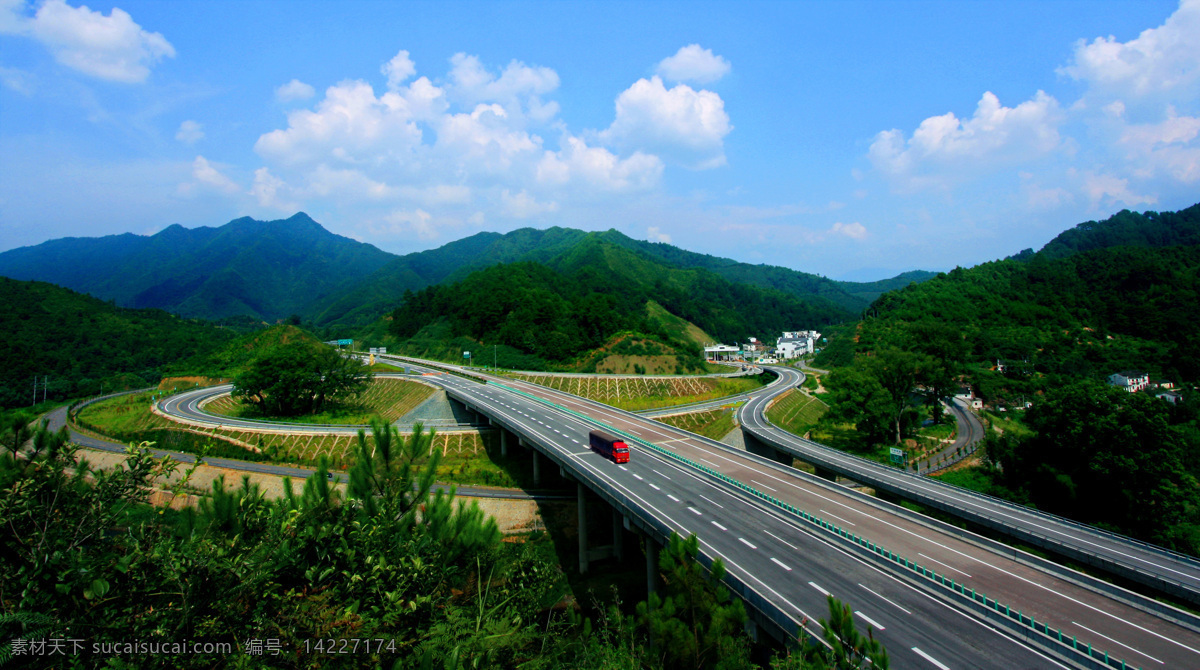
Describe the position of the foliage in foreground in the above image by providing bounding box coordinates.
[1,416,888,668]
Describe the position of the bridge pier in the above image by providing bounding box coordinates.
[645,539,658,597]
[612,509,625,562]
[577,483,589,573]
[500,428,508,457]
[742,430,790,466]
[532,449,542,487]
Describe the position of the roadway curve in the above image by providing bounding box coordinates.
[376,355,1200,669]
[50,399,564,500]
[741,365,1200,615]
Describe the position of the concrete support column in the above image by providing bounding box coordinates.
[612,509,625,562]
[500,429,508,457]
[578,483,589,574]
[646,540,658,598]
[532,449,541,486]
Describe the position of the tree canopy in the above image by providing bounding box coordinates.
[232,340,370,417]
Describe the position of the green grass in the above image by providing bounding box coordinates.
[657,408,737,441]
[503,373,766,411]
[205,378,435,424]
[73,392,523,487]
[980,410,1034,438]
[765,390,828,436]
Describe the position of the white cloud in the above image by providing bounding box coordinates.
[1,0,174,83]
[275,78,315,102]
[435,103,541,174]
[306,164,394,200]
[602,75,732,169]
[1082,172,1157,208]
[447,53,559,123]
[1059,0,1200,99]
[0,63,32,94]
[255,79,424,167]
[250,167,295,210]
[647,226,671,243]
[501,189,557,218]
[382,208,438,240]
[869,91,1063,190]
[656,44,731,84]
[397,183,472,207]
[175,119,204,144]
[382,49,415,90]
[186,156,238,195]
[830,221,867,240]
[537,135,663,191]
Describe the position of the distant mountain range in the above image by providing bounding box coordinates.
[0,212,933,326]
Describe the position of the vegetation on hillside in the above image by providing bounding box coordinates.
[1,420,886,668]
[389,247,848,370]
[0,277,237,408]
[809,202,1200,555]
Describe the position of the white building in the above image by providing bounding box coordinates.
[775,330,821,359]
[1108,370,1149,393]
[704,344,740,362]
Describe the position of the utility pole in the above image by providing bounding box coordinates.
[43,375,48,404]
[32,376,37,407]
[494,344,497,370]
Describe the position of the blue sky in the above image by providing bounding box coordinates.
[2,0,1197,280]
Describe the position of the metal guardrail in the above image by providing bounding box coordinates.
[485,381,1143,670]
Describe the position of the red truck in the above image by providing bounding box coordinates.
[589,430,630,463]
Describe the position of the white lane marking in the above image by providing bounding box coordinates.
[820,509,857,527]
[750,479,778,492]
[771,557,793,571]
[738,537,757,550]
[668,494,680,502]
[649,483,661,491]
[855,611,885,631]
[763,530,797,550]
[911,647,951,670]
[700,457,719,466]
[687,506,702,516]
[699,494,724,509]
[918,552,972,578]
[652,469,671,480]
[1071,621,1164,665]
[711,521,728,531]
[858,583,912,615]
[618,465,628,471]
[632,473,643,480]
[808,581,831,597]
[471,372,1079,668]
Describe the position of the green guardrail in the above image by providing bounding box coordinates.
[488,380,1142,670]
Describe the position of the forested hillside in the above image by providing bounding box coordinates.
[0,278,237,407]
[0,213,394,323]
[389,239,849,371]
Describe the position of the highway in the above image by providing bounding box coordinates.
[145,354,1200,668]
[740,366,1200,613]
[375,355,1200,669]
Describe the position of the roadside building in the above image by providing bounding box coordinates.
[704,344,740,362]
[775,330,821,359]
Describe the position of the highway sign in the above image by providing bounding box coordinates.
[369,348,378,354]
[463,351,471,358]
[889,447,905,464]
[336,339,352,346]
[378,347,386,354]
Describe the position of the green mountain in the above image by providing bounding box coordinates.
[0,277,237,407]
[824,202,1200,386]
[0,214,932,329]
[388,238,851,371]
[0,212,394,322]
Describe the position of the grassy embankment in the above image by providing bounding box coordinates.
[656,408,738,441]
[765,389,828,436]
[502,373,767,411]
[73,389,528,488]
[205,377,435,424]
